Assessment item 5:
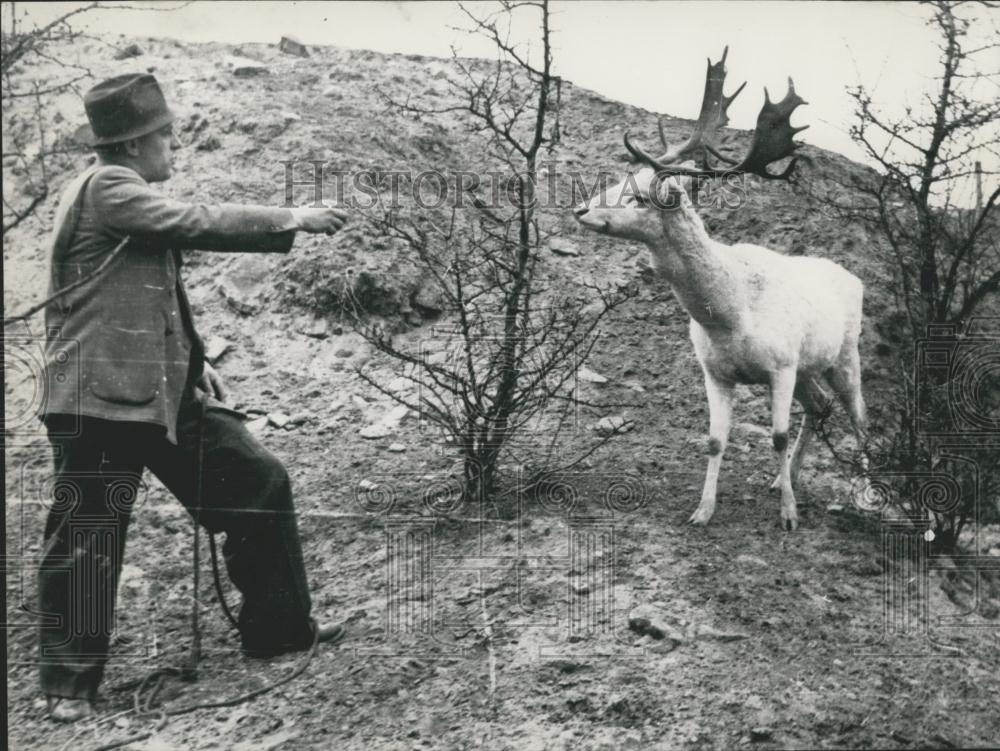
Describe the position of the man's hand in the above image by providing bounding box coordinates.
[198,362,230,403]
[290,207,349,235]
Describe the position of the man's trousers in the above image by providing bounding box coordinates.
[38,393,314,700]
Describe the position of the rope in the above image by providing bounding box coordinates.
[18,188,319,751]
[19,195,322,747]
[183,397,208,682]
[79,622,322,751]
[209,532,240,631]
[70,395,320,751]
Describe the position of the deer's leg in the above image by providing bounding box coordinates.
[827,345,867,449]
[770,377,829,490]
[790,412,816,483]
[827,343,870,501]
[691,372,734,526]
[770,412,814,491]
[770,368,799,531]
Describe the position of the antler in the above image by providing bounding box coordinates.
[654,46,746,168]
[627,66,809,181]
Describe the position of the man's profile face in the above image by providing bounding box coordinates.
[132,124,177,183]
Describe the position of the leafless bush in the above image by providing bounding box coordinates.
[811,1,1000,551]
[352,0,638,506]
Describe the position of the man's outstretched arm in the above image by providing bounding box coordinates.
[91,165,347,252]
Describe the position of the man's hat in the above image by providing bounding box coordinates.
[74,73,175,147]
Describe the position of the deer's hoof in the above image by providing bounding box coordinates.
[688,508,713,526]
[781,512,799,532]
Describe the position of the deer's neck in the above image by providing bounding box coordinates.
[646,206,743,329]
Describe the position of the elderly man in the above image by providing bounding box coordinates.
[38,73,347,722]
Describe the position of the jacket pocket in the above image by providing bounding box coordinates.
[87,328,161,406]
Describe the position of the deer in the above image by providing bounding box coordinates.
[574,47,868,531]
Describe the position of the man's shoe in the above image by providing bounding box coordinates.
[314,621,346,646]
[242,620,345,659]
[46,696,95,723]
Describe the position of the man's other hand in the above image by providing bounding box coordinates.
[198,362,230,403]
[290,207,349,235]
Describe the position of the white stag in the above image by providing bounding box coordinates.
[574,48,867,530]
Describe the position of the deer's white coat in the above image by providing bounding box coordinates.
[575,167,867,529]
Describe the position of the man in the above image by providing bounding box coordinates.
[37,73,348,722]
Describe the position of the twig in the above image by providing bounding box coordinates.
[480,584,498,702]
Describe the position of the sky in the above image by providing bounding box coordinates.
[5,1,998,204]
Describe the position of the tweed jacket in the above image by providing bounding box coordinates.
[42,164,297,443]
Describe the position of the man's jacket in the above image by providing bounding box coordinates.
[42,164,297,443]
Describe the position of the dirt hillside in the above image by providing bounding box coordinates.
[4,35,999,751]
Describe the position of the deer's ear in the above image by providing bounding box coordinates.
[652,164,696,206]
[675,160,696,196]
[653,175,685,209]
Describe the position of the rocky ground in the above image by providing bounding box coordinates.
[4,34,999,751]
